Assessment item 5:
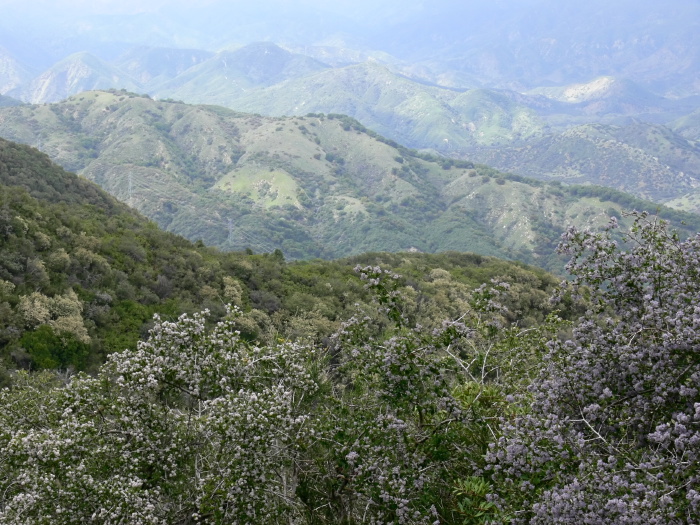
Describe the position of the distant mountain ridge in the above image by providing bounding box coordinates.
[155,43,330,104]
[113,46,214,87]
[0,46,34,94]
[9,52,142,104]
[1,0,698,96]
[1,39,698,217]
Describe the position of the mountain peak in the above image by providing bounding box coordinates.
[10,52,141,104]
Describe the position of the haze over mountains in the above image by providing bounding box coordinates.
[0,0,699,257]
[2,0,698,92]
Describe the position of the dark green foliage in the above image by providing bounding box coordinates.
[19,325,89,370]
[0,139,124,212]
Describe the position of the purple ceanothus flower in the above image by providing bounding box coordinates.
[488,213,700,523]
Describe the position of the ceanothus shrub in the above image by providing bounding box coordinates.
[0,260,567,523]
[0,307,323,524]
[487,213,700,524]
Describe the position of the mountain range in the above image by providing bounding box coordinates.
[1,0,698,96]
[0,90,697,271]
[1,38,698,210]
[470,122,700,204]
[0,1,698,261]
[0,133,564,372]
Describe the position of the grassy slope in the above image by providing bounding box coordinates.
[201,62,548,153]
[6,40,697,210]
[154,43,329,105]
[470,122,700,207]
[155,60,700,204]
[671,108,700,141]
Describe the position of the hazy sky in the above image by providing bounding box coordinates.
[0,0,412,15]
[0,0,196,13]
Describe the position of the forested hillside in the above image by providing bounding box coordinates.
[0,137,561,376]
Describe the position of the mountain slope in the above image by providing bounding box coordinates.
[471,122,700,205]
[372,0,700,96]
[224,61,547,152]
[113,46,214,89]
[9,52,142,104]
[1,135,570,377]
[2,0,698,96]
[0,47,35,95]
[671,108,700,141]
[526,76,674,119]
[0,136,220,369]
[0,91,698,268]
[155,43,330,105]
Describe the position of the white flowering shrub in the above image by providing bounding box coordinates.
[487,213,700,523]
[297,267,561,524]
[0,267,558,523]
[0,308,323,523]
[17,289,90,344]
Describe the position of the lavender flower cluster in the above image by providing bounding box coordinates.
[487,213,700,523]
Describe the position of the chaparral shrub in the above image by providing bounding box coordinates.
[0,267,558,523]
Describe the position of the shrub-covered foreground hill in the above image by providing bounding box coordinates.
[0,136,561,376]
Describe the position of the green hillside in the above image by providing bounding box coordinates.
[0,91,698,269]
[471,122,700,206]
[3,41,696,206]
[154,43,329,104]
[0,135,565,375]
[671,107,700,140]
[205,61,547,152]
